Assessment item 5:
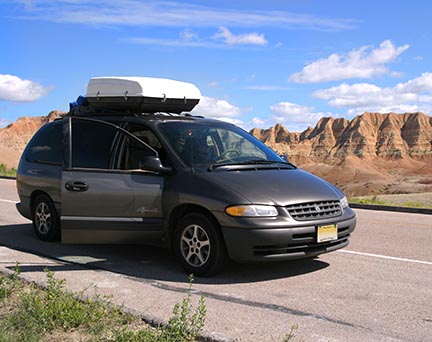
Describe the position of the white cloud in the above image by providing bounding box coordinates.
[289,40,410,83]
[213,27,267,46]
[16,1,357,31]
[345,104,432,117]
[271,102,319,119]
[314,72,432,114]
[179,28,199,42]
[125,36,212,47]
[0,74,50,102]
[246,85,292,91]
[126,27,266,48]
[395,72,432,93]
[0,118,11,128]
[251,117,266,126]
[191,96,243,125]
[271,102,310,115]
[268,102,326,130]
[247,74,256,81]
[18,0,33,10]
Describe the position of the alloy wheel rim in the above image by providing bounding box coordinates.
[35,202,51,234]
[180,224,211,267]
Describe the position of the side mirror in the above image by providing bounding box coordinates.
[139,156,172,174]
[280,154,289,162]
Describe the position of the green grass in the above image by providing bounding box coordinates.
[283,324,304,342]
[0,163,16,177]
[398,201,432,208]
[349,196,432,209]
[349,195,387,206]
[0,268,206,342]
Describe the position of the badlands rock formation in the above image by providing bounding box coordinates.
[0,111,431,195]
[251,112,432,163]
[0,111,64,168]
[251,112,432,195]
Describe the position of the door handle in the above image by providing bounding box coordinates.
[65,181,89,192]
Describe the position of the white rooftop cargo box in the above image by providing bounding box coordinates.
[86,76,201,113]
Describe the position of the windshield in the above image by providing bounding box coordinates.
[159,121,286,169]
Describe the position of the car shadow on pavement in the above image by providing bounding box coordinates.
[0,223,330,284]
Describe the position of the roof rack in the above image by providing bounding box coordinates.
[67,97,202,118]
[78,76,201,114]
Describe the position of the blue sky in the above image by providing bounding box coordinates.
[1,0,432,131]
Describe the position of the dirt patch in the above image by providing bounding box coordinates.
[298,157,432,196]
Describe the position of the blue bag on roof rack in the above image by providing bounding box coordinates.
[82,76,201,114]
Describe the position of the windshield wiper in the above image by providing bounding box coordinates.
[240,160,296,168]
[209,159,295,171]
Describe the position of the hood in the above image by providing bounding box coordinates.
[205,168,343,206]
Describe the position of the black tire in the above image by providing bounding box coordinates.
[173,213,227,276]
[32,194,60,242]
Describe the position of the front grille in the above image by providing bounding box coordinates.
[286,200,342,221]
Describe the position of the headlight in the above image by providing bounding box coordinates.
[340,196,349,209]
[225,205,278,217]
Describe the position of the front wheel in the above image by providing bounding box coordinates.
[32,194,60,242]
[173,213,227,276]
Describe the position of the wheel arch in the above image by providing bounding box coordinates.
[167,203,224,250]
[30,190,51,212]
[30,190,61,216]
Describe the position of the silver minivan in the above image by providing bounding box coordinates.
[16,77,356,276]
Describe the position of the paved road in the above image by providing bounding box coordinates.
[1,178,431,341]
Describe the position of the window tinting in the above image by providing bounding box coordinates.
[71,119,118,169]
[26,122,63,164]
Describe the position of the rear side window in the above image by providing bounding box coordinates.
[26,121,63,165]
[71,119,118,169]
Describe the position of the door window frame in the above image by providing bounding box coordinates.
[63,116,159,172]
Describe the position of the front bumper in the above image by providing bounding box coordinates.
[220,210,356,262]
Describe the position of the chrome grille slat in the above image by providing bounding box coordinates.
[286,200,342,221]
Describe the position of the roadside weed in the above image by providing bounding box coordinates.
[349,195,432,209]
[0,163,16,177]
[349,196,386,205]
[0,269,206,342]
[0,268,129,341]
[284,324,304,342]
[165,274,206,340]
[113,274,206,342]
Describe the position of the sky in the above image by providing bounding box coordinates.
[1,0,432,131]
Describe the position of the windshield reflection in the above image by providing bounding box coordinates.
[159,121,285,168]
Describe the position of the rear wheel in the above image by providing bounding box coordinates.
[32,194,60,242]
[174,213,227,276]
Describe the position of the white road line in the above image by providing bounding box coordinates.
[0,198,18,204]
[338,249,432,266]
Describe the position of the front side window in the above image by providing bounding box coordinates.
[108,123,166,170]
[159,121,283,168]
[26,121,63,165]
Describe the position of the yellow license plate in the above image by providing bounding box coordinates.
[317,224,338,243]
